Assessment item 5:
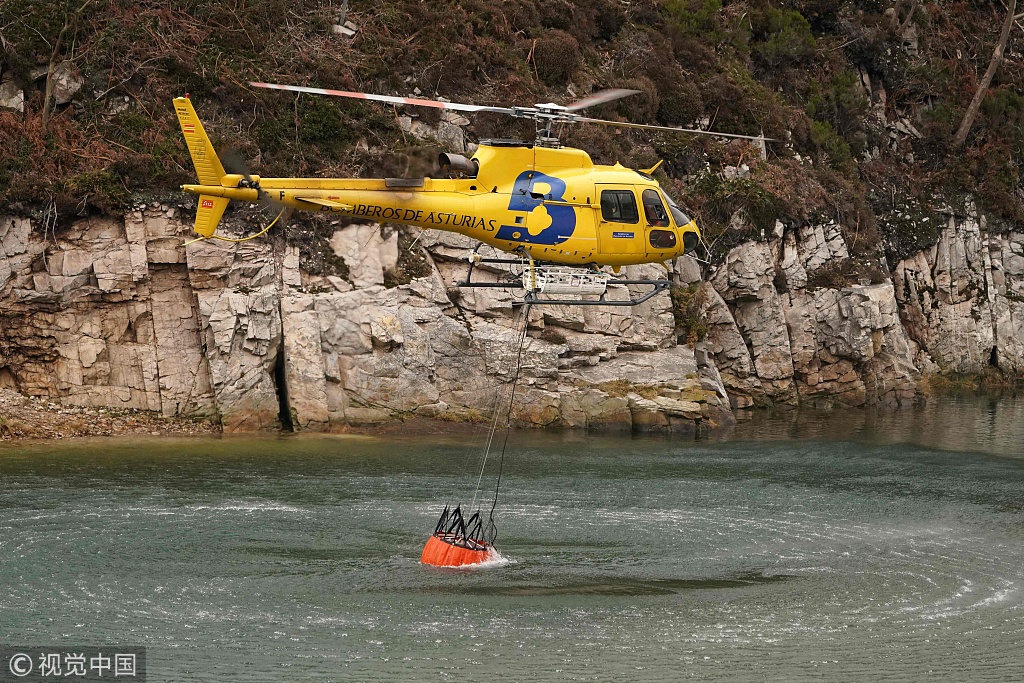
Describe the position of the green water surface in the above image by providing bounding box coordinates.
[1,398,1022,681]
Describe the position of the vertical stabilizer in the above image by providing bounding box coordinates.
[173,96,226,185]
[174,96,229,237]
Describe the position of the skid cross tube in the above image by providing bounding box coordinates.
[459,276,671,305]
[457,281,523,288]
[456,246,672,306]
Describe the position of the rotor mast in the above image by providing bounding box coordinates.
[521,103,568,147]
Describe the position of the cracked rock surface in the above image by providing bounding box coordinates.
[3,203,1020,434]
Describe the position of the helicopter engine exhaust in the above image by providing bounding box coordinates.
[438,152,479,178]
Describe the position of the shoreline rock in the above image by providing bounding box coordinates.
[0,388,218,441]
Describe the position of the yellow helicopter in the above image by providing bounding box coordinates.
[174,83,767,305]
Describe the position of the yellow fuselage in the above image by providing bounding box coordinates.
[183,143,699,267]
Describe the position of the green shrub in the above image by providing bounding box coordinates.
[806,70,867,138]
[809,120,853,170]
[977,149,1024,224]
[670,283,708,346]
[919,102,958,139]
[751,9,815,68]
[67,170,128,211]
[689,171,780,249]
[981,87,1024,140]
[663,0,722,38]
[805,258,885,290]
[298,98,345,149]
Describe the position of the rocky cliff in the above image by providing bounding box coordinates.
[0,207,729,435]
[700,206,1024,411]
[2,202,1021,435]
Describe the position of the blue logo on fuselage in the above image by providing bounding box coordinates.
[495,171,576,245]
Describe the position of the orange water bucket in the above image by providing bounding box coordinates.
[421,505,493,567]
[421,533,491,567]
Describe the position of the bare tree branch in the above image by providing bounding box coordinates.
[952,0,1017,149]
[897,0,920,36]
[890,0,905,31]
[41,0,95,130]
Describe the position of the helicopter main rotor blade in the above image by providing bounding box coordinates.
[249,82,517,115]
[563,88,640,112]
[573,116,774,142]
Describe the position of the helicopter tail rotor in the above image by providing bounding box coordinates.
[219,147,255,185]
[174,95,286,242]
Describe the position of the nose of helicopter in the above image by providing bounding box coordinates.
[680,220,701,258]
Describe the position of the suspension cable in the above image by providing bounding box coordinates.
[486,302,532,544]
[470,303,530,513]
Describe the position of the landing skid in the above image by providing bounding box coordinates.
[456,252,671,307]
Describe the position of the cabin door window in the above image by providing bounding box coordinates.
[642,189,678,255]
[596,186,644,255]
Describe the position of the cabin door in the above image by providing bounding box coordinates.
[640,188,679,259]
[596,185,644,256]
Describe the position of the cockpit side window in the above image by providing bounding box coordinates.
[660,190,692,227]
[642,189,671,227]
[600,190,639,224]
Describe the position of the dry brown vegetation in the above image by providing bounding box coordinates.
[1,0,1021,261]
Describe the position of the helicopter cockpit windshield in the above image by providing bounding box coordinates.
[641,189,671,227]
[660,190,692,227]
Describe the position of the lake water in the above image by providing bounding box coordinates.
[1,397,1022,681]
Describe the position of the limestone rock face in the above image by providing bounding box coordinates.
[710,241,797,404]
[697,206,1024,409]
[894,212,1024,373]
[0,209,216,416]
[51,61,84,105]
[273,260,727,433]
[700,283,761,406]
[328,224,398,288]
[0,74,23,113]
[3,198,1021,433]
[784,284,919,408]
[187,238,282,431]
[1,217,34,289]
[798,221,849,272]
[703,217,922,409]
